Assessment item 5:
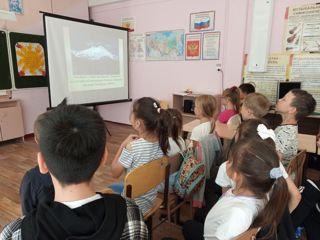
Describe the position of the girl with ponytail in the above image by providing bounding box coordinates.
[204,138,289,239]
[111,97,170,214]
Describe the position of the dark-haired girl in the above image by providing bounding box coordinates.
[111,97,170,215]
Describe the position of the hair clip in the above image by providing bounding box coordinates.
[270,167,283,179]
[153,102,158,109]
[257,124,276,142]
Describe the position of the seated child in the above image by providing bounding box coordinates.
[238,83,255,102]
[1,105,148,239]
[190,95,217,147]
[204,138,289,239]
[275,89,316,167]
[218,86,240,124]
[216,119,301,213]
[183,138,290,239]
[167,108,186,157]
[158,108,186,192]
[111,97,171,215]
[240,92,270,120]
[19,113,54,215]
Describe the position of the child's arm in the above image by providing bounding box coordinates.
[279,162,301,212]
[111,134,138,178]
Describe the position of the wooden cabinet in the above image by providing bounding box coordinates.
[0,100,24,141]
[173,93,221,124]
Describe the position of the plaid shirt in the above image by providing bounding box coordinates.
[0,198,148,240]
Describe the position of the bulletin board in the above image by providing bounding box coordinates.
[0,31,13,90]
[9,32,48,88]
[243,53,320,113]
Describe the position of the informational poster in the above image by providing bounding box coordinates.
[283,3,320,52]
[185,33,201,60]
[129,33,145,61]
[202,32,220,60]
[121,17,135,32]
[289,54,320,112]
[8,0,23,14]
[146,30,184,61]
[243,54,290,104]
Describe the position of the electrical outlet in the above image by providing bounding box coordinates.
[216,63,222,72]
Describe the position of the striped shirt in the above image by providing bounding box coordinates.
[119,138,163,214]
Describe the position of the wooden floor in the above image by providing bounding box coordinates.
[0,122,184,239]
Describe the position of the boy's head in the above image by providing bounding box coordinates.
[38,105,107,186]
[241,93,270,120]
[239,83,255,101]
[276,89,316,121]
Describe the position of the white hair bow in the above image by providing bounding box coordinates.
[257,124,276,142]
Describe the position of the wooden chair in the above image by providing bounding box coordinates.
[124,156,170,236]
[158,153,185,223]
[232,228,259,240]
[287,150,307,187]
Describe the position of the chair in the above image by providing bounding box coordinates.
[124,156,170,236]
[287,150,307,187]
[232,228,259,240]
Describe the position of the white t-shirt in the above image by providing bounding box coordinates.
[190,121,212,142]
[168,137,186,156]
[215,162,288,189]
[204,189,264,240]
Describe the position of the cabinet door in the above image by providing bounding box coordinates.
[0,105,24,141]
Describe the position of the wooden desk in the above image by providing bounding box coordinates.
[183,119,236,140]
[298,134,317,153]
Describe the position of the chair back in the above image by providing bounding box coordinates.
[287,150,307,186]
[169,153,183,174]
[232,228,259,240]
[124,156,170,199]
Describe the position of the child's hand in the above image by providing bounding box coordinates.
[121,134,139,148]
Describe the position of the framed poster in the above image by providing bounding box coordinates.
[9,32,48,88]
[8,0,23,14]
[190,11,215,32]
[185,33,201,60]
[202,32,220,60]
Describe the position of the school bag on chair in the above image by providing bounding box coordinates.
[173,146,205,198]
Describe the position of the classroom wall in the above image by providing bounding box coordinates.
[0,0,89,134]
[91,0,318,125]
[91,0,248,124]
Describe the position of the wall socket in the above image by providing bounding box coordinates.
[216,63,222,72]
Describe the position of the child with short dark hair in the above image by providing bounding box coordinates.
[111,97,171,215]
[1,105,148,239]
[275,89,316,167]
[239,83,255,101]
[19,113,54,215]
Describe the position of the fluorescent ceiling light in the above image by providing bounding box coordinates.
[0,10,16,21]
[88,0,129,7]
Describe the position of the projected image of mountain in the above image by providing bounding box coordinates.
[71,45,119,75]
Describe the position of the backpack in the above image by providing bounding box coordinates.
[173,149,205,198]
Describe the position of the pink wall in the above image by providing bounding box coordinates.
[1,0,317,132]
[0,0,89,134]
[91,0,318,124]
